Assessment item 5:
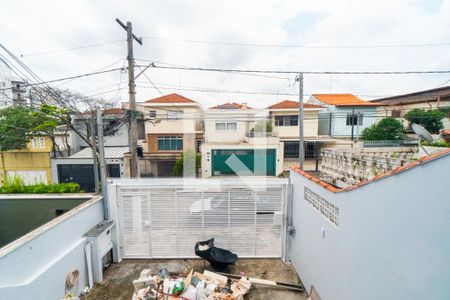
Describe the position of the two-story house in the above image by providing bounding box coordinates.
[201,102,283,178]
[268,100,326,172]
[307,94,381,138]
[140,93,203,177]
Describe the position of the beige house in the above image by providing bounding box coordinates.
[268,100,328,172]
[201,103,283,178]
[139,93,203,177]
[371,86,450,129]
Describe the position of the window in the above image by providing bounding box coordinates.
[168,110,183,120]
[158,136,183,151]
[196,139,202,153]
[149,110,157,118]
[275,115,298,126]
[31,137,45,149]
[391,110,401,118]
[107,164,121,177]
[215,122,237,131]
[55,209,69,217]
[346,113,363,126]
[283,141,322,159]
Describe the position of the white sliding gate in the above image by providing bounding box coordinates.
[109,178,290,259]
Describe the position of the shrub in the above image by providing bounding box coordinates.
[173,150,201,176]
[361,117,405,141]
[404,109,446,134]
[421,140,450,148]
[0,176,82,194]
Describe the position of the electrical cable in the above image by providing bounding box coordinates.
[20,40,124,57]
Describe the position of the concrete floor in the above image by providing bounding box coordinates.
[82,258,307,300]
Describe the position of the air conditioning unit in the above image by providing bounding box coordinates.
[84,220,115,283]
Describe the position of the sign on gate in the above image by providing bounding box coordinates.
[108,178,289,259]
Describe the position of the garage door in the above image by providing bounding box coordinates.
[212,149,276,176]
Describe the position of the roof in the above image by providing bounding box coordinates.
[441,129,450,135]
[269,100,323,109]
[144,93,196,104]
[82,108,125,115]
[290,148,450,193]
[312,94,380,106]
[371,85,450,105]
[69,146,129,159]
[210,102,252,109]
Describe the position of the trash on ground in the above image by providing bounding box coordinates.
[195,238,238,271]
[131,267,251,300]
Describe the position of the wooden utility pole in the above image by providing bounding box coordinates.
[116,18,142,178]
[297,73,304,170]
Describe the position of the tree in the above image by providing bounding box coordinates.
[173,150,201,176]
[0,105,58,151]
[361,117,405,141]
[404,108,446,134]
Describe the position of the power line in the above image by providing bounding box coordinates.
[142,36,450,49]
[20,40,124,57]
[0,68,124,91]
[141,63,450,75]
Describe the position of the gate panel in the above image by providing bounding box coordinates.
[113,178,289,258]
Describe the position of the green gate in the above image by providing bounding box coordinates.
[212,149,276,176]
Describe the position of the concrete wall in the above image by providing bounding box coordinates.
[288,154,450,300]
[0,195,91,247]
[0,196,103,300]
[0,152,52,185]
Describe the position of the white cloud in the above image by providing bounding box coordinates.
[0,0,449,109]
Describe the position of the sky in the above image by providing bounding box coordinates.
[1,0,449,109]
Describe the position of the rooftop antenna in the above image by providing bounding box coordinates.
[411,123,434,155]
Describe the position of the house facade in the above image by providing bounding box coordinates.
[371,85,450,129]
[140,93,203,177]
[307,94,381,138]
[0,136,52,185]
[201,102,283,178]
[268,100,326,172]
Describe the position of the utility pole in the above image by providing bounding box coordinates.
[355,111,361,142]
[116,18,142,178]
[297,73,304,170]
[90,113,99,193]
[97,108,109,219]
[351,107,355,141]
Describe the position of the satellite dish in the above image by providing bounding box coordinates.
[411,123,433,143]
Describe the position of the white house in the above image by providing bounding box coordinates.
[201,102,283,178]
[288,148,450,300]
[307,94,382,138]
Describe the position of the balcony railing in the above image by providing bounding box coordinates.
[319,148,414,188]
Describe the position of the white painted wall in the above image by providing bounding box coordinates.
[0,196,104,300]
[288,154,450,300]
[142,105,202,134]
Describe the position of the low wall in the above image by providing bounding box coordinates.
[288,153,450,300]
[0,195,103,300]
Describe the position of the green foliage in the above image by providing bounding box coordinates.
[0,175,81,194]
[421,140,450,148]
[173,150,201,176]
[0,105,60,151]
[361,117,405,141]
[251,121,273,133]
[404,108,446,134]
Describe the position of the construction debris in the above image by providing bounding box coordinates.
[131,268,251,300]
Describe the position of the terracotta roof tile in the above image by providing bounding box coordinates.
[145,93,196,103]
[210,102,252,109]
[312,94,380,106]
[290,148,450,193]
[268,100,323,109]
